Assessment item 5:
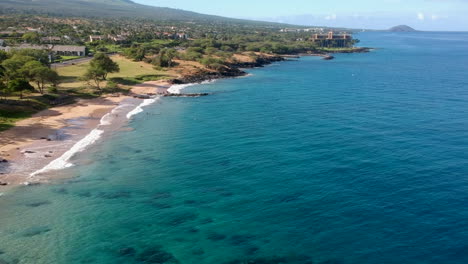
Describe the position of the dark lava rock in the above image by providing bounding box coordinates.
[206,231,227,241]
[76,191,92,198]
[118,247,136,256]
[319,260,345,264]
[199,217,213,224]
[136,246,180,264]
[229,234,256,246]
[0,250,4,255]
[0,259,17,264]
[0,182,8,186]
[149,202,173,209]
[224,255,314,264]
[0,159,8,163]
[192,248,204,256]
[164,212,198,226]
[24,200,51,207]
[21,226,51,237]
[152,192,172,200]
[187,227,199,233]
[183,200,197,205]
[245,246,260,255]
[52,188,68,195]
[98,191,131,199]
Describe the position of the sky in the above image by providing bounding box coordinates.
[133,0,468,31]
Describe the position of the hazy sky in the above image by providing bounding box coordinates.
[134,0,468,31]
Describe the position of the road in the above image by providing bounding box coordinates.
[51,57,93,68]
[51,52,117,68]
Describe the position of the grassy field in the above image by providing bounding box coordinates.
[0,55,175,131]
[56,55,175,90]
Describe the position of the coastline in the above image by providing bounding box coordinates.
[0,49,370,189]
[0,80,172,188]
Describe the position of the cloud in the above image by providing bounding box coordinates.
[325,13,337,20]
[431,14,439,20]
[417,12,425,20]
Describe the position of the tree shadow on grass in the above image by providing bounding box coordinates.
[59,75,80,84]
[109,77,140,86]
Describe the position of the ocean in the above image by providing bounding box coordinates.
[1,32,468,264]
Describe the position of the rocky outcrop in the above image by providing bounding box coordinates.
[171,55,285,85]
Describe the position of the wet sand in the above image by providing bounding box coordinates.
[0,81,171,187]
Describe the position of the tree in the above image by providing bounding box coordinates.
[88,53,119,80]
[21,61,59,94]
[1,55,36,81]
[8,79,34,99]
[11,49,50,66]
[152,48,177,68]
[82,53,119,92]
[82,66,106,91]
[0,51,8,63]
[22,32,41,44]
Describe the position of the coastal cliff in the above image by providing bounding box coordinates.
[171,55,285,84]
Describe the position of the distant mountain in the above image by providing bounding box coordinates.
[0,0,245,23]
[389,25,417,32]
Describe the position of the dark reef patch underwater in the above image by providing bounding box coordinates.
[1,32,468,263]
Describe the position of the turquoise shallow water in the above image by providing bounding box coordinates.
[1,32,468,264]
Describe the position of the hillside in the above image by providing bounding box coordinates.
[389,25,417,32]
[0,0,241,22]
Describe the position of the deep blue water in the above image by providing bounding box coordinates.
[1,32,468,264]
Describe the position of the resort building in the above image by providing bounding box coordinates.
[41,36,62,43]
[51,45,86,56]
[311,31,353,47]
[89,35,105,42]
[0,44,86,57]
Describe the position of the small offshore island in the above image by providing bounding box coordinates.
[0,2,370,186]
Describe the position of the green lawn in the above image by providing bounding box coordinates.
[56,55,174,89]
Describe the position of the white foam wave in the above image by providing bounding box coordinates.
[167,80,215,94]
[30,128,104,177]
[167,83,195,94]
[126,98,158,119]
[100,104,132,126]
[29,98,159,178]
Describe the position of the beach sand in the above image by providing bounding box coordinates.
[0,81,171,187]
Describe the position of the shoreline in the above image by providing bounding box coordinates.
[0,80,172,188]
[0,49,371,190]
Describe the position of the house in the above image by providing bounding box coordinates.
[26,27,41,32]
[1,44,86,57]
[108,35,127,43]
[51,45,86,56]
[89,35,105,42]
[41,36,62,43]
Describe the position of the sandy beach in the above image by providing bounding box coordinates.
[0,80,171,187]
